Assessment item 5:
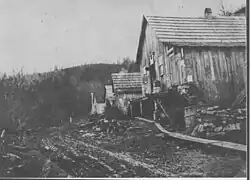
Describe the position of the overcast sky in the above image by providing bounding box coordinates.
[0,0,246,74]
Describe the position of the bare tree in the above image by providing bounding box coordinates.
[219,4,234,16]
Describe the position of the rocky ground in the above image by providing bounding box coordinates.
[0,117,247,178]
[191,106,247,144]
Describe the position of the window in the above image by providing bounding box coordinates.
[166,47,174,57]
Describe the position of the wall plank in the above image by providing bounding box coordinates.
[191,50,198,82]
[194,51,202,82]
[218,50,226,81]
[212,50,221,81]
[187,47,245,105]
[140,23,166,95]
[208,51,215,81]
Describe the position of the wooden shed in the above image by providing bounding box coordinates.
[111,72,143,114]
[136,8,246,106]
[90,93,106,115]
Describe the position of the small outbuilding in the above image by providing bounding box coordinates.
[111,72,143,115]
[90,93,106,115]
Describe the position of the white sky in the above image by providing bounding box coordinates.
[0,0,246,74]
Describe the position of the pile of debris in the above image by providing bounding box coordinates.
[91,119,132,134]
[190,106,246,144]
[84,115,134,136]
[177,82,205,106]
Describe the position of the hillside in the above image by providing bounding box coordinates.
[64,62,139,102]
[0,62,139,130]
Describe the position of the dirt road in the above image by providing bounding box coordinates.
[1,118,246,177]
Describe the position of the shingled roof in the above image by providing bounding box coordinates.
[143,15,246,47]
[111,73,142,93]
[136,14,246,64]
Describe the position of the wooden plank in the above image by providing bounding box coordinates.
[140,100,143,116]
[239,51,246,88]
[194,51,202,82]
[155,54,160,81]
[200,51,207,82]
[221,50,229,82]
[175,53,182,84]
[135,117,247,152]
[136,117,155,124]
[231,50,237,75]
[130,104,133,117]
[230,50,238,97]
[218,50,225,80]
[233,50,244,96]
[211,49,220,81]
[232,88,246,108]
[191,50,197,82]
[208,51,216,81]
[156,99,172,120]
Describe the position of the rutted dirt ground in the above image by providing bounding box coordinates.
[1,118,247,177]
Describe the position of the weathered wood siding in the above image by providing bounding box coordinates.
[139,21,246,106]
[140,23,165,96]
[182,47,246,105]
[141,42,246,105]
[160,46,185,90]
[139,26,186,94]
[116,92,143,114]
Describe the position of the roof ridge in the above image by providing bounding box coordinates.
[144,14,246,20]
[141,14,246,47]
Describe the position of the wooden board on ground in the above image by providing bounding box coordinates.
[232,88,246,108]
[135,117,247,152]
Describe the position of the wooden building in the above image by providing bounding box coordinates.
[234,6,246,16]
[90,92,106,115]
[111,72,143,114]
[136,8,246,106]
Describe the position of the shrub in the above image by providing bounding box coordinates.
[0,67,91,133]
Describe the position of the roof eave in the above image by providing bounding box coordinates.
[136,15,148,65]
[161,41,246,47]
[114,88,142,93]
